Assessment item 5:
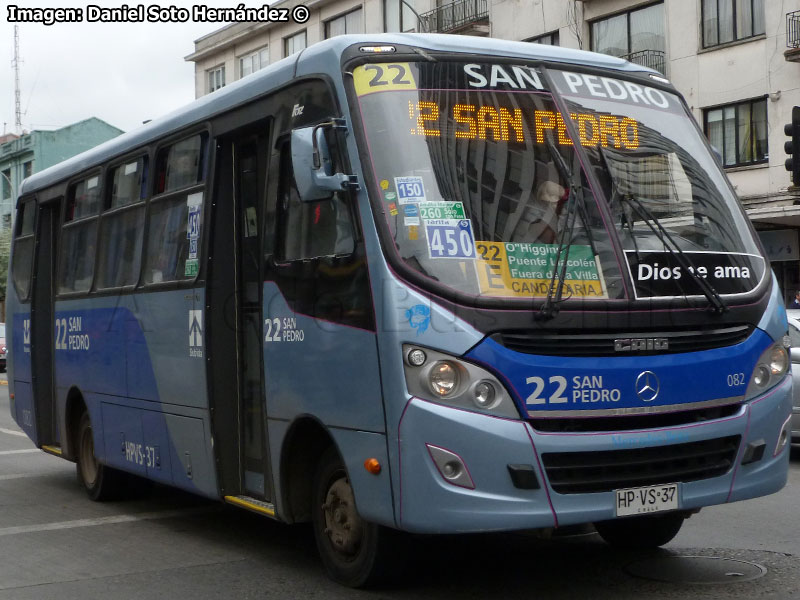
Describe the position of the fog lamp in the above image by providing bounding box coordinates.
[473,381,496,408]
[752,365,770,387]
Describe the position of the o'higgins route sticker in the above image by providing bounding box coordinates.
[476,241,606,298]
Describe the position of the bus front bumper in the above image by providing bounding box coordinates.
[396,377,791,534]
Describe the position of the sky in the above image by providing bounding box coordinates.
[0,1,273,135]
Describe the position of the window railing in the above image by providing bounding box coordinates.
[622,49,667,76]
[419,0,488,33]
[787,10,800,48]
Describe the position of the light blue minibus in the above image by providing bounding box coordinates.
[6,34,792,586]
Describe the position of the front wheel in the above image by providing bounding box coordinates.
[312,447,405,587]
[76,411,127,501]
[594,512,685,549]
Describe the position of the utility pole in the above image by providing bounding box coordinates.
[13,25,22,134]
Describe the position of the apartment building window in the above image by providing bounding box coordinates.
[22,161,32,178]
[1,169,10,200]
[385,0,418,32]
[284,30,307,56]
[239,47,269,78]
[526,31,560,46]
[208,65,225,93]
[704,98,767,167]
[326,8,363,38]
[702,0,765,48]
[591,2,665,67]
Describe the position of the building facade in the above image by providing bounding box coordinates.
[0,117,124,230]
[186,0,800,302]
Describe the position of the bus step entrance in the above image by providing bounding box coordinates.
[223,495,277,519]
[41,445,62,457]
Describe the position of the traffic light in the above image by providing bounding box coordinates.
[785,106,800,187]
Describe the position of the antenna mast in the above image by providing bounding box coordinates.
[13,25,22,133]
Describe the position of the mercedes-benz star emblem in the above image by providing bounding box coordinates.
[635,370,660,402]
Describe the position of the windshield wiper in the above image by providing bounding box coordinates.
[619,193,728,314]
[535,139,585,321]
[597,148,727,313]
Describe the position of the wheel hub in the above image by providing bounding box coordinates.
[322,477,363,556]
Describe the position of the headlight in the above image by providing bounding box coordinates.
[430,361,459,396]
[744,342,789,400]
[768,345,788,375]
[403,345,519,418]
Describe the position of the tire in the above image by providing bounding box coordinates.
[76,411,127,501]
[594,512,685,549]
[312,447,405,587]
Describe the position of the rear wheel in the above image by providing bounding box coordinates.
[594,512,685,549]
[76,411,127,501]
[312,447,405,587]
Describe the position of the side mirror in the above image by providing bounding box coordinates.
[291,120,359,202]
[790,347,800,364]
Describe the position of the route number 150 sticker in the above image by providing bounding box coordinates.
[426,219,476,259]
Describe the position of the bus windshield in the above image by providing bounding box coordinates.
[353,61,765,302]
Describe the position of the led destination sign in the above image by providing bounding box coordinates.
[407,101,640,149]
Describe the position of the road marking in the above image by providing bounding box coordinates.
[0,473,48,481]
[0,449,39,455]
[0,428,26,438]
[0,507,214,538]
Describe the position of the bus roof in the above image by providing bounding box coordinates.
[19,33,658,198]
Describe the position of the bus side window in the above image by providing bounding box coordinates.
[156,135,205,194]
[144,134,206,284]
[59,175,101,294]
[277,139,355,262]
[11,199,36,301]
[96,157,147,289]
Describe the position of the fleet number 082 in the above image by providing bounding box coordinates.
[727,372,746,387]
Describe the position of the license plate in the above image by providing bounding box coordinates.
[615,483,679,517]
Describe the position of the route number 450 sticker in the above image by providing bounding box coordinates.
[426,219,476,259]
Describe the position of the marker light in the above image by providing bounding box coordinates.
[359,45,396,53]
[407,348,427,367]
[364,458,382,475]
[473,381,496,408]
[649,73,671,84]
[430,361,458,396]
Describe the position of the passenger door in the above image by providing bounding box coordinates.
[208,123,273,502]
[30,199,60,447]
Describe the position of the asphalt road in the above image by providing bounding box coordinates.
[0,377,798,599]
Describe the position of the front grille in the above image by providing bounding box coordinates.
[493,325,752,357]
[531,403,742,433]
[541,435,740,494]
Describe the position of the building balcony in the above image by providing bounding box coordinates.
[621,49,667,76]
[419,0,489,35]
[785,10,800,61]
